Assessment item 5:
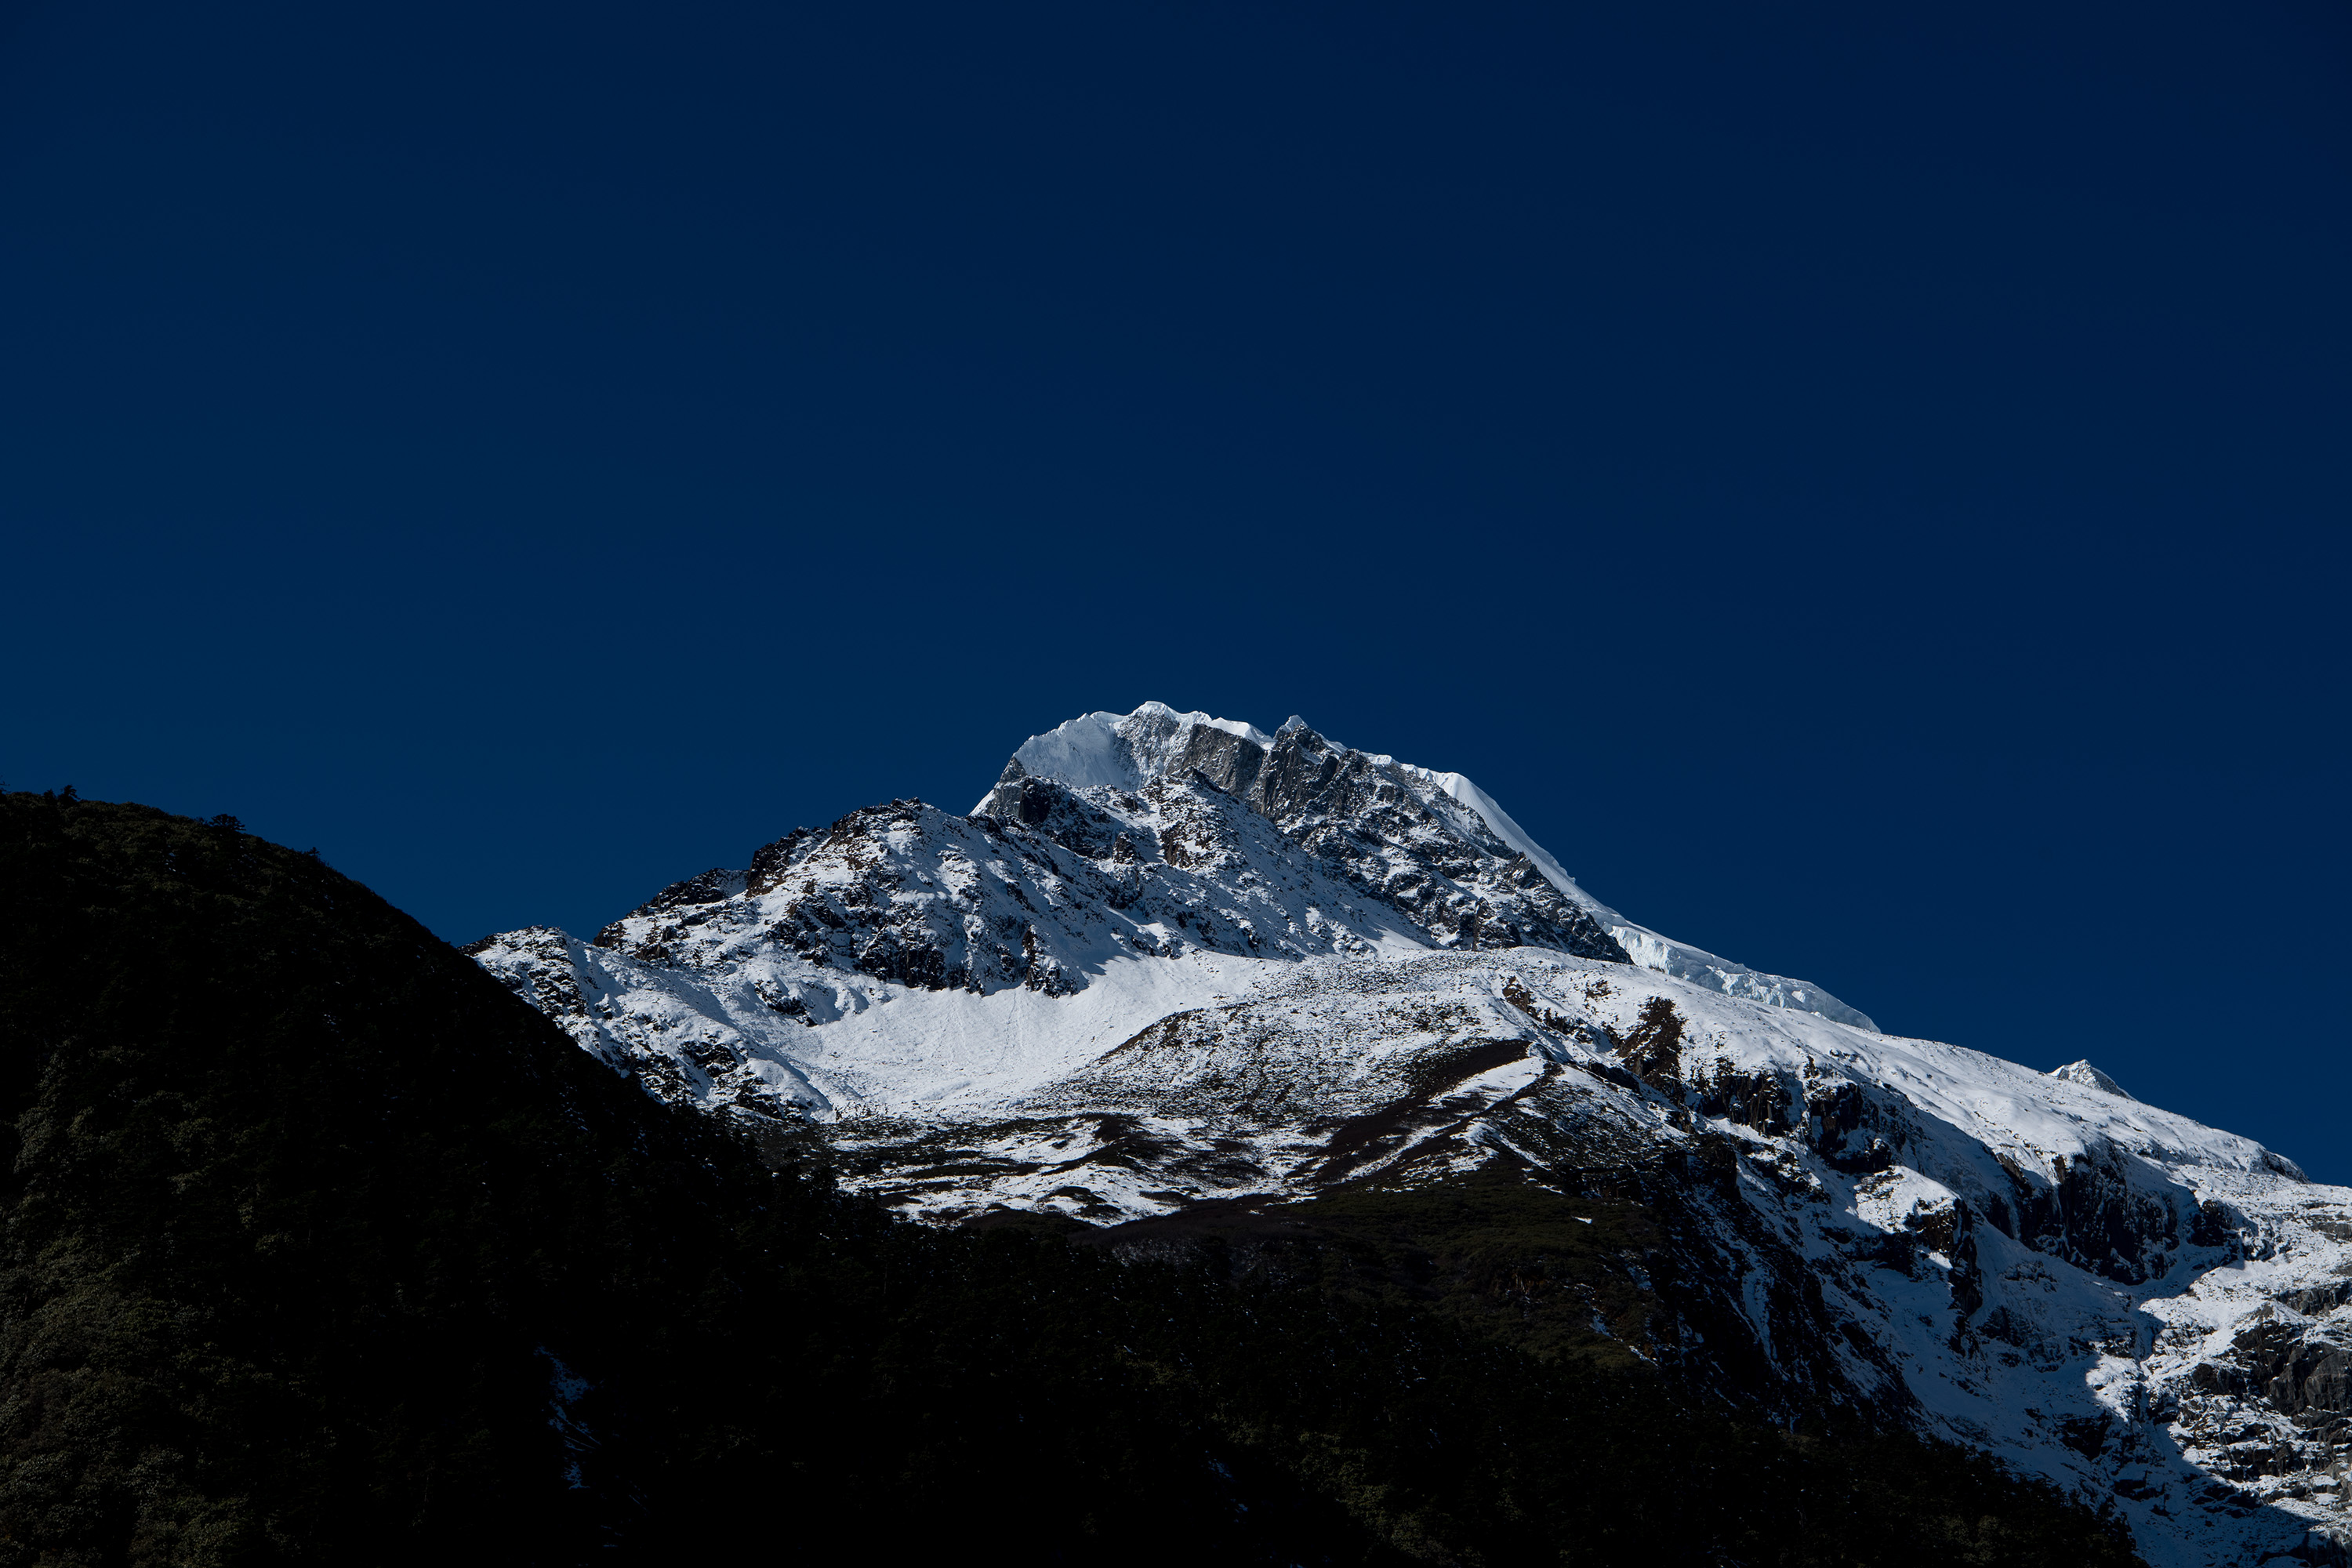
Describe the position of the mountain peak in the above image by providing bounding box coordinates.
[2049,1058,2136,1099]
[986,702,1877,1032]
[986,702,1275,800]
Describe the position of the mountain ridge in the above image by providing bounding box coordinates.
[469,705,2352,1568]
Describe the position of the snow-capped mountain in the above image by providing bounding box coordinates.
[470,702,2350,1567]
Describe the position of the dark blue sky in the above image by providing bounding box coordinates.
[5,2,2346,1176]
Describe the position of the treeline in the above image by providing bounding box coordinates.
[0,793,2142,1566]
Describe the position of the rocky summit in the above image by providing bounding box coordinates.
[473,702,2351,1568]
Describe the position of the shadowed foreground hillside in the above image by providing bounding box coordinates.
[0,792,2143,1566]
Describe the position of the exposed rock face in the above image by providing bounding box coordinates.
[601,866,748,931]
[2183,1291,2352,1490]
[469,702,2351,1568]
[982,720,1631,965]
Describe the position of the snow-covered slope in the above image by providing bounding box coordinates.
[470,702,2349,1568]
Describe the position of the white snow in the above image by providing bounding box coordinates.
[473,700,2350,1568]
